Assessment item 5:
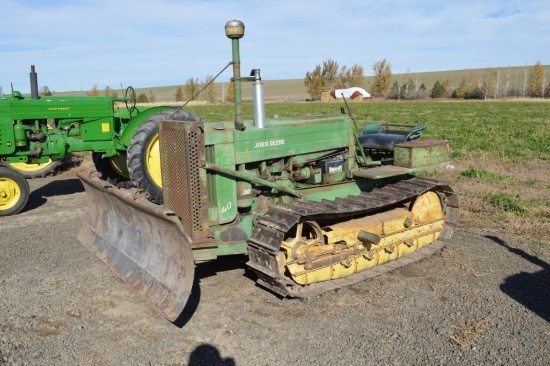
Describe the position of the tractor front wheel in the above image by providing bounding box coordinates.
[127,109,201,204]
[5,159,61,179]
[0,167,30,216]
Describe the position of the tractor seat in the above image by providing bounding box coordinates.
[359,124,426,151]
[358,133,409,151]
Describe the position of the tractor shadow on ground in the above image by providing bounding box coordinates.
[24,178,85,212]
[188,344,236,366]
[173,255,251,328]
[488,235,550,323]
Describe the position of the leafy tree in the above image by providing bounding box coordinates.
[345,64,365,88]
[322,59,339,91]
[452,80,468,98]
[137,92,149,103]
[86,85,100,96]
[184,78,200,100]
[464,86,484,100]
[304,65,325,100]
[452,72,475,98]
[306,60,365,99]
[419,83,427,92]
[0,85,3,95]
[528,61,544,97]
[430,80,445,98]
[40,86,53,96]
[175,86,185,102]
[148,90,156,103]
[336,65,348,89]
[370,58,392,97]
[388,81,400,100]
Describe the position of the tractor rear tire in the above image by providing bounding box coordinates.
[92,152,130,183]
[0,167,30,216]
[127,109,201,204]
[5,159,62,179]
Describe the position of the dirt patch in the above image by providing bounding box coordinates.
[0,173,549,365]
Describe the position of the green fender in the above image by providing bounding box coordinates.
[120,106,178,147]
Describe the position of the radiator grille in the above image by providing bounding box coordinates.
[159,120,206,239]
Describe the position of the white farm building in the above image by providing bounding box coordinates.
[330,87,371,100]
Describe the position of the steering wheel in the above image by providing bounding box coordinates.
[125,86,137,116]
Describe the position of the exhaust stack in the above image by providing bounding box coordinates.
[30,65,39,99]
[250,69,266,128]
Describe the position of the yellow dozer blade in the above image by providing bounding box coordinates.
[76,171,194,321]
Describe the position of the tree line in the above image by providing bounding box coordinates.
[4,61,546,102]
[304,59,365,100]
[304,59,550,100]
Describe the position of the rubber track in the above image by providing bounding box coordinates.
[246,176,459,298]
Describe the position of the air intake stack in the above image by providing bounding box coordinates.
[225,20,245,131]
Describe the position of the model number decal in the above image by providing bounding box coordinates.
[254,139,285,149]
[221,201,232,213]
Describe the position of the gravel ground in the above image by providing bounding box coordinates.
[1,174,549,365]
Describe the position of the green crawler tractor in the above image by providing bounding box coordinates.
[76,20,459,321]
[0,66,190,215]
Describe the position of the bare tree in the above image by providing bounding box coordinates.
[148,90,156,103]
[542,71,547,98]
[103,86,117,98]
[504,68,511,97]
[183,78,200,100]
[204,75,218,103]
[414,74,421,98]
[480,68,497,99]
[86,85,100,96]
[40,85,53,96]
[175,86,184,102]
[494,69,501,98]
[522,68,528,97]
[226,80,235,102]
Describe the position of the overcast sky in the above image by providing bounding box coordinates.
[2,0,548,93]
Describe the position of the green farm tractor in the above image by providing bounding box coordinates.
[0,66,192,215]
[76,20,459,321]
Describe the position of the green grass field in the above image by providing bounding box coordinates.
[185,100,550,162]
[181,100,550,242]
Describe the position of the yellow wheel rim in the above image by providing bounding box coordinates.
[108,155,130,179]
[0,177,21,211]
[145,134,163,188]
[9,159,55,173]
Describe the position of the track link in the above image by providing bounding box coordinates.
[246,176,459,298]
